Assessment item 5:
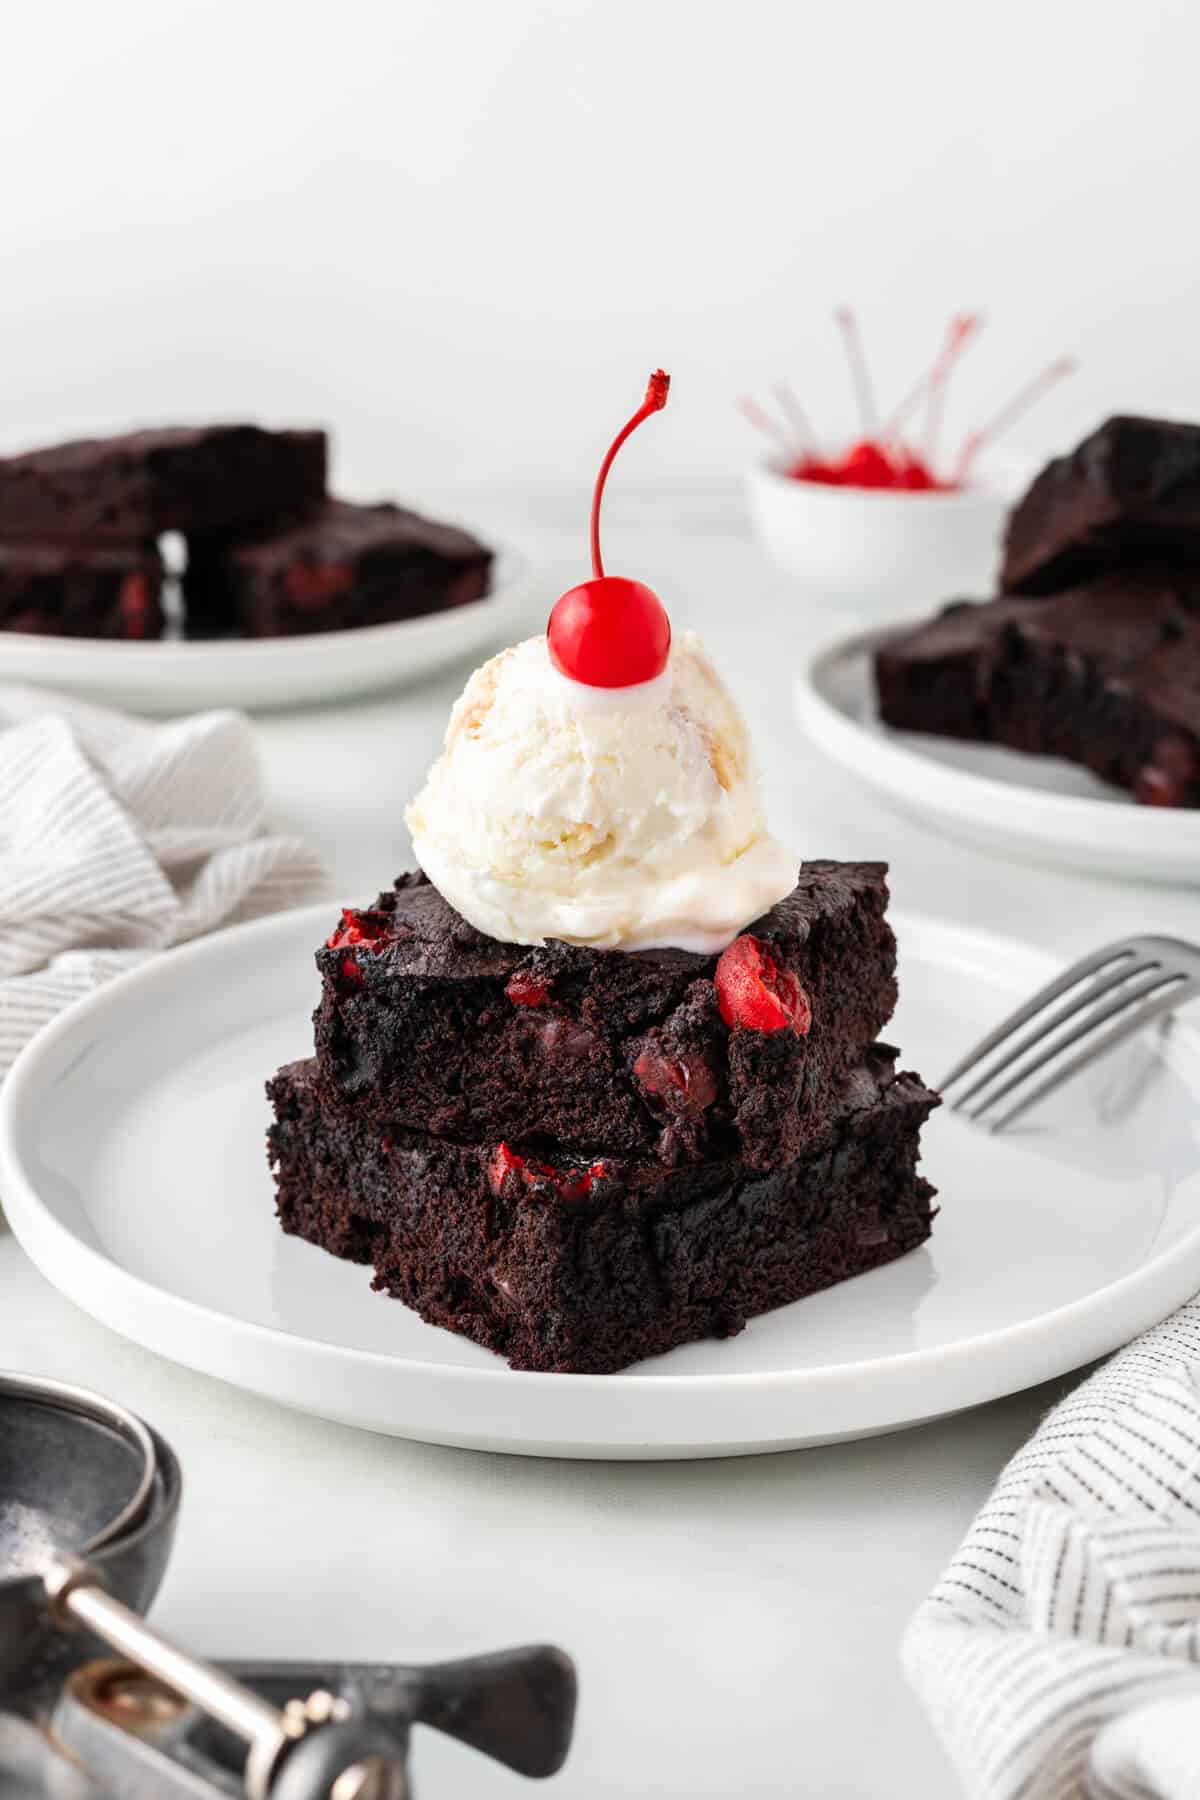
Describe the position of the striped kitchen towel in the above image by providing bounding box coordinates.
[904,1302,1200,1798]
[0,684,330,1078]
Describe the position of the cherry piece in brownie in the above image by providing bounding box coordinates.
[312,863,897,1169]
[183,500,493,639]
[0,543,164,639]
[874,569,1200,807]
[1001,415,1200,595]
[269,1046,938,1374]
[0,424,326,544]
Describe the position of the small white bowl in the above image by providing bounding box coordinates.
[745,451,1034,623]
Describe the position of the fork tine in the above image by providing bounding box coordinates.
[968,970,1193,1124]
[939,942,1141,1091]
[949,956,1161,1112]
[985,978,1200,1133]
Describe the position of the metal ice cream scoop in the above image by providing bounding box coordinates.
[0,1372,576,1799]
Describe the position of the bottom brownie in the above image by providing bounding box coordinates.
[0,543,163,639]
[267,1047,939,1374]
[185,499,492,639]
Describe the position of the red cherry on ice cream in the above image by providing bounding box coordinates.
[549,576,670,688]
[547,370,672,687]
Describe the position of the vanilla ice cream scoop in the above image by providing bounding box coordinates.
[405,630,797,953]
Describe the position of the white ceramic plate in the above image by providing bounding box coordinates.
[3,904,1200,1460]
[796,627,1200,883]
[0,543,536,716]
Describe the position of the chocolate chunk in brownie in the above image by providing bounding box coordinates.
[0,424,326,543]
[268,1046,939,1374]
[1001,416,1200,594]
[311,863,897,1169]
[0,542,164,639]
[183,500,492,639]
[874,569,1200,805]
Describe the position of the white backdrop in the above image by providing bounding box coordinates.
[1,0,1196,497]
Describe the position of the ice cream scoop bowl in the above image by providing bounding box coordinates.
[0,1371,576,1797]
[0,1372,179,1715]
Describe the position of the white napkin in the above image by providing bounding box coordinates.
[0,685,330,1079]
[905,1301,1200,1799]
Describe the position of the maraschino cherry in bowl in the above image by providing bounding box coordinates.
[743,313,1070,619]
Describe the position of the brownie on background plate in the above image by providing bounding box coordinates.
[874,569,1200,807]
[0,423,327,543]
[0,418,497,642]
[184,499,493,639]
[0,542,164,639]
[1001,415,1200,595]
[269,1046,939,1375]
[311,863,898,1170]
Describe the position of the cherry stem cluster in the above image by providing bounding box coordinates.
[739,314,1074,488]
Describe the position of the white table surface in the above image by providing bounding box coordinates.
[2,482,1195,1799]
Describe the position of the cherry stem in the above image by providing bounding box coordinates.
[772,382,819,452]
[923,314,983,463]
[880,313,982,444]
[835,308,878,436]
[590,369,670,579]
[954,356,1076,482]
[738,394,794,453]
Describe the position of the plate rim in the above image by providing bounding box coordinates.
[795,624,1200,865]
[3,901,1200,1440]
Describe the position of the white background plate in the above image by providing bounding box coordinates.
[2,903,1200,1460]
[0,542,534,715]
[796,627,1200,883]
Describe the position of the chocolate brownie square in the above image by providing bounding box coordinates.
[874,569,1200,805]
[1001,416,1200,594]
[0,543,164,639]
[268,1047,939,1373]
[183,500,493,639]
[0,424,326,543]
[311,863,898,1169]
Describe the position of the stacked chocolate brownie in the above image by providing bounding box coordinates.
[874,416,1200,807]
[0,423,492,640]
[267,865,940,1373]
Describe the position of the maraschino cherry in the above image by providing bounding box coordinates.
[547,370,672,687]
[740,312,1075,493]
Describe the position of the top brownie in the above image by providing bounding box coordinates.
[1001,415,1200,594]
[0,424,327,542]
[312,863,897,1170]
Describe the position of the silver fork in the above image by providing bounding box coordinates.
[940,935,1200,1132]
